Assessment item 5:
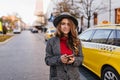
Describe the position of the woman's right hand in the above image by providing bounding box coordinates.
[60,54,68,64]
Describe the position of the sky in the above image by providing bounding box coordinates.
[43,0,50,14]
[0,0,37,25]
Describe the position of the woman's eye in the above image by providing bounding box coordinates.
[61,22,70,26]
[61,23,65,25]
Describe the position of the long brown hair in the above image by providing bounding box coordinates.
[55,18,80,56]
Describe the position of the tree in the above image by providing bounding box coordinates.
[52,0,83,34]
[52,0,80,18]
[76,0,108,28]
[53,0,108,28]
[2,25,7,34]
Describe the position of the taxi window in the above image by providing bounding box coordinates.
[116,30,120,46]
[79,30,94,42]
[91,29,112,44]
[106,30,116,45]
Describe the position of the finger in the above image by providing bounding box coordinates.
[67,61,73,64]
[68,54,74,57]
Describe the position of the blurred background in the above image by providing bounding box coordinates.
[0,0,120,35]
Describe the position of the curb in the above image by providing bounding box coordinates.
[0,35,15,45]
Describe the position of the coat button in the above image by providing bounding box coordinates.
[64,70,67,73]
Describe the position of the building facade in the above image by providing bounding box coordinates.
[45,0,120,29]
[34,0,45,26]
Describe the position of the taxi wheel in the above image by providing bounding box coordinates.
[101,67,120,80]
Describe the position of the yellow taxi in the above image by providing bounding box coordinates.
[78,24,120,80]
[44,27,56,41]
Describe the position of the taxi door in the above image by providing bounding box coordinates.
[86,29,114,75]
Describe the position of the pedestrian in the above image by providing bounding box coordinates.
[45,12,83,80]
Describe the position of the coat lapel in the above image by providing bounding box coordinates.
[54,37,61,56]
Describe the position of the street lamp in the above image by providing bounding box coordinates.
[109,0,111,22]
[71,0,73,5]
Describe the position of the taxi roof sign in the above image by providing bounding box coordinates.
[101,20,111,24]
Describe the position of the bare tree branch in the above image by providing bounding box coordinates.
[52,0,108,28]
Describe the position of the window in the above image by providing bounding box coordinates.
[79,30,94,42]
[107,30,116,45]
[116,30,120,46]
[91,29,112,44]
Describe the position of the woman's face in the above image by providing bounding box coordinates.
[60,18,71,36]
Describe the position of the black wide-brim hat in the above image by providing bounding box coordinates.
[53,12,78,28]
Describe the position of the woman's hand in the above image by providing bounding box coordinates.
[60,54,68,64]
[67,55,75,64]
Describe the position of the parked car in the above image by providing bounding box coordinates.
[78,24,120,80]
[31,28,38,33]
[44,27,56,41]
[13,27,21,34]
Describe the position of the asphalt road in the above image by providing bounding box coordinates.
[0,30,100,80]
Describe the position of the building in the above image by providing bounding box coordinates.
[46,0,120,29]
[34,0,45,26]
[115,8,120,24]
[98,0,120,24]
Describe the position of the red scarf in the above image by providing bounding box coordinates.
[60,37,72,55]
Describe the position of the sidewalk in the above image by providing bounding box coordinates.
[0,33,14,45]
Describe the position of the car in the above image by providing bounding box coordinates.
[44,27,56,41]
[31,28,38,33]
[13,27,21,34]
[78,24,120,80]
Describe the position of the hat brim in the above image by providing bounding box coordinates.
[53,15,78,28]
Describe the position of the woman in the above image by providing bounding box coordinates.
[45,12,83,80]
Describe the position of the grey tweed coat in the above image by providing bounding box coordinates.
[45,37,83,80]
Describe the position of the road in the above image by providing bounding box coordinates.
[0,30,100,80]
